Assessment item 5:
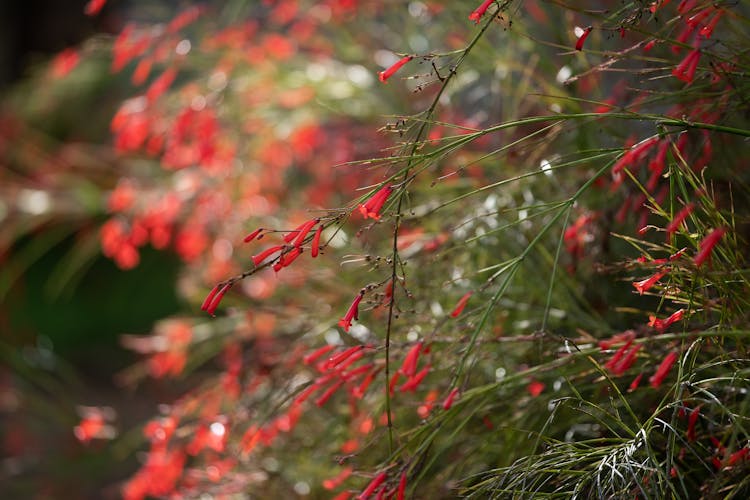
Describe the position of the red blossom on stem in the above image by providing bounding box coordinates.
[339,292,365,332]
[311,225,323,257]
[315,379,345,407]
[323,467,353,490]
[359,185,393,219]
[469,0,495,24]
[378,56,413,83]
[399,342,423,377]
[292,219,318,248]
[649,351,679,388]
[599,330,635,350]
[252,245,284,266]
[359,471,387,500]
[326,345,366,370]
[399,365,430,392]
[450,292,472,318]
[613,344,641,375]
[648,309,684,333]
[672,48,701,84]
[665,203,695,237]
[628,373,644,392]
[202,283,232,316]
[274,247,303,272]
[442,388,460,410]
[694,227,726,267]
[397,471,408,500]
[575,26,593,51]
[353,366,381,398]
[604,338,634,371]
[700,10,722,38]
[632,269,668,295]
[303,345,335,365]
[612,137,660,175]
[243,228,264,243]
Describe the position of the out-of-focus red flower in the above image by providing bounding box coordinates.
[450,292,472,318]
[694,227,726,267]
[527,380,545,397]
[50,48,80,79]
[649,351,679,388]
[84,0,106,16]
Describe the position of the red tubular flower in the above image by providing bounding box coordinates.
[311,225,323,257]
[599,330,635,350]
[396,471,408,500]
[206,283,232,316]
[612,137,660,175]
[605,339,634,371]
[354,366,381,398]
[399,342,423,377]
[201,284,221,311]
[649,351,679,388]
[279,247,303,269]
[575,26,593,51]
[669,247,688,261]
[335,350,365,372]
[728,448,750,466]
[284,220,310,243]
[326,345,365,369]
[342,362,373,381]
[442,388,460,410]
[303,345,335,365]
[648,309,684,333]
[450,292,473,318]
[359,472,387,500]
[292,219,318,248]
[700,10,722,38]
[687,405,701,441]
[632,269,668,295]
[469,0,495,24]
[359,185,393,219]
[315,379,345,407]
[613,343,641,375]
[628,373,644,392]
[323,467,353,491]
[243,227,264,243]
[339,292,365,332]
[399,365,430,392]
[678,0,697,14]
[292,384,320,406]
[389,371,401,394]
[672,48,701,84]
[665,203,695,237]
[252,245,284,266]
[694,227,726,267]
[378,56,413,83]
